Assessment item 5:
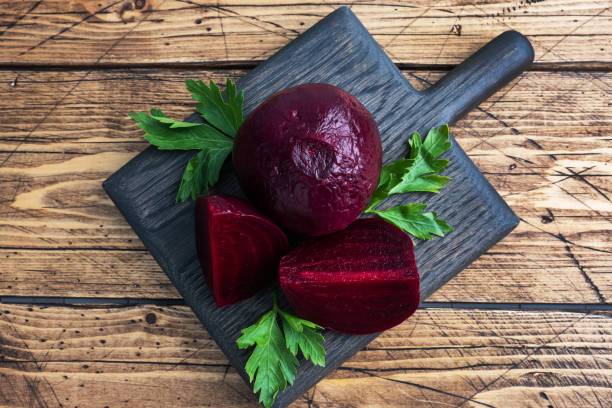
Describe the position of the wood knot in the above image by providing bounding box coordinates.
[450,24,462,36]
[145,312,157,325]
[71,0,153,23]
[117,0,154,22]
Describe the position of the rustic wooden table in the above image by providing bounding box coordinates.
[1,1,611,407]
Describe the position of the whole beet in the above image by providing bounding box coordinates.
[233,83,382,236]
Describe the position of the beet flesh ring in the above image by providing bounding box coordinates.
[233,83,382,236]
[279,218,420,334]
[195,195,289,306]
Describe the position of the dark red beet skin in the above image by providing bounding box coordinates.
[233,83,382,236]
[195,195,289,307]
[279,218,420,334]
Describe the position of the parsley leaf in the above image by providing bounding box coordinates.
[131,79,243,202]
[387,128,450,195]
[148,108,202,128]
[237,294,325,408]
[370,203,453,240]
[237,309,298,408]
[279,310,326,367]
[423,124,452,158]
[130,109,232,151]
[186,79,244,137]
[365,124,453,240]
[366,159,411,211]
[176,146,232,202]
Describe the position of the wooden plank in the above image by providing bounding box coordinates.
[0,249,178,298]
[0,304,610,407]
[0,0,610,67]
[0,68,610,303]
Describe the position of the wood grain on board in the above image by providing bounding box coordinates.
[0,304,610,407]
[0,0,610,67]
[1,68,610,303]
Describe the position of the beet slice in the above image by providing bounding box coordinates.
[233,83,382,236]
[279,218,419,334]
[196,195,289,306]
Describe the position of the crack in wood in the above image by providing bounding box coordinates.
[339,362,515,373]
[562,237,607,303]
[552,167,595,185]
[0,359,230,368]
[176,0,300,40]
[0,1,43,37]
[0,313,61,408]
[216,0,230,61]
[383,5,433,49]
[565,167,611,202]
[456,310,592,407]
[422,4,465,84]
[342,366,498,408]
[475,135,612,227]
[17,0,125,57]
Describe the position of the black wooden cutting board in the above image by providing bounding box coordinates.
[104,7,533,407]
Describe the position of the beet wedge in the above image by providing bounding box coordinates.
[279,218,419,334]
[196,195,289,306]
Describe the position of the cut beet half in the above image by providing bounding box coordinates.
[195,195,289,307]
[279,218,419,334]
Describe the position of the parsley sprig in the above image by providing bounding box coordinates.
[237,293,325,408]
[130,80,243,202]
[365,124,453,240]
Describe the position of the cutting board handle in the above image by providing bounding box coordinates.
[427,30,534,123]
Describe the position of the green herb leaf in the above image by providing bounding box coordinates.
[237,295,326,408]
[396,174,450,194]
[176,145,232,202]
[148,108,202,128]
[366,159,412,211]
[371,203,453,241]
[387,131,450,195]
[367,125,452,206]
[130,79,242,203]
[279,310,326,367]
[186,79,244,137]
[130,109,233,151]
[423,123,452,158]
[175,151,200,203]
[130,107,233,203]
[237,309,298,408]
[365,124,453,240]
